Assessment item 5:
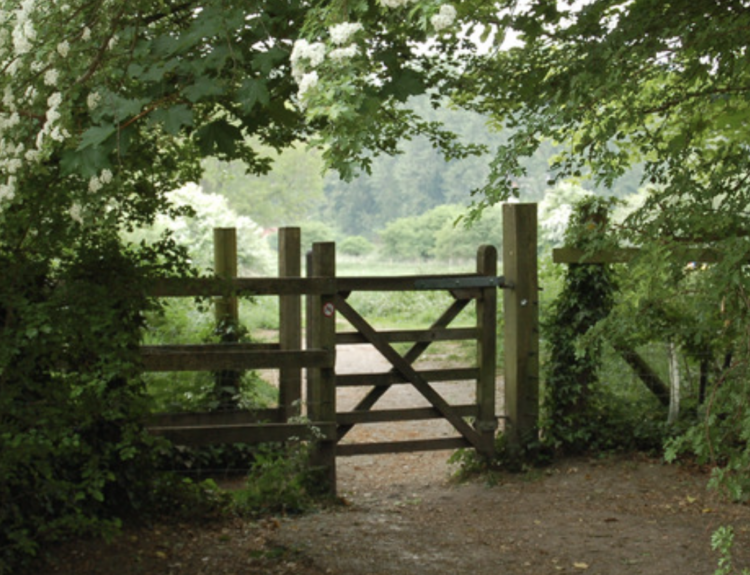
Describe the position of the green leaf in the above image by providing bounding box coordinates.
[60,146,111,178]
[382,69,426,102]
[183,80,225,103]
[76,124,116,151]
[195,120,243,157]
[150,105,194,135]
[239,79,270,113]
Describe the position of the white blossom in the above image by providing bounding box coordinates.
[47,92,62,108]
[0,176,17,202]
[329,44,359,61]
[2,87,15,110]
[88,175,102,193]
[297,71,319,101]
[99,169,113,184]
[56,40,70,58]
[81,26,91,41]
[379,0,415,7]
[291,39,326,84]
[431,4,457,31]
[44,68,58,86]
[87,91,101,110]
[69,203,83,223]
[291,39,325,68]
[329,22,363,45]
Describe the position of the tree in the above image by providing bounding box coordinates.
[201,144,326,228]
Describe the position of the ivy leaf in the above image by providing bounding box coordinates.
[195,120,243,157]
[238,79,270,113]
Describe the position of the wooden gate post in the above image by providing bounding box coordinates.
[306,242,337,495]
[502,204,540,455]
[279,227,302,421]
[476,244,498,458]
[213,228,240,410]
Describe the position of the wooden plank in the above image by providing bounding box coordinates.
[476,244,498,457]
[279,227,302,421]
[336,327,477,345]
[141,343,279,353]
[214,228,239,326]
[140,348,332,371]
[337,274,490,292]
[336,368,479,387]
[334,295,485,450]
[503,204,540,454]
[147,277,335,297]
[148,422,336,446]
[336,404,478,425]
[148,408,283,427]
[337,437,470,456]
[307,242,337,494]
[336,298,471,441]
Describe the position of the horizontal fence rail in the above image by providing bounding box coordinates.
[143,207,540,495]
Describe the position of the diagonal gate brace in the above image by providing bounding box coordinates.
[334,295,484,450]
[337,297,471,441]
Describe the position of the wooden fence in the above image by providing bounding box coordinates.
[146,203,540,493]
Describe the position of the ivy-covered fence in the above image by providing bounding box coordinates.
[545,197,750,500]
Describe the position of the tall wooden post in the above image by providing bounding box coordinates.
[476,244,498,458]
[213,228,240,410]
[502,204,539,455]
[214,228,238,328]
[278,227,302,421]
[306,242,337,495]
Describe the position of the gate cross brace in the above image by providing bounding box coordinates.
[336,297,471,441]
[333,295,484,450]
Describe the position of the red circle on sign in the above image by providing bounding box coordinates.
[323,302,335,317]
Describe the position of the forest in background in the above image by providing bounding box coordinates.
[200,96,644,241]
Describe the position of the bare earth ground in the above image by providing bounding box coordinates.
[38,345,750,575]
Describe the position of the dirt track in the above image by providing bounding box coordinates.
[38,344,750,575]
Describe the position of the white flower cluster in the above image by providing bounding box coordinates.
[291,39,325,82]
[379,0,416,8]
[87,91,101,110]
[11,0,37,57]
[88,169,113,193]
[291,22,363,106]
[329,45,359,61]
[35,91,70,149]
[329,22,362,45]
[56,40,69,58]
[431,4,457,31]
[297,70,319,100]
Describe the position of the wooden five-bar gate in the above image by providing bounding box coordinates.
[146,204,539,494]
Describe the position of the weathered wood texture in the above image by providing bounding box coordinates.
[476,244,498,457]
[143,222,526,488]
[279,227,302,421]
[149,422,336,446]
[306,242,337,494]
[503,204,540,455]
